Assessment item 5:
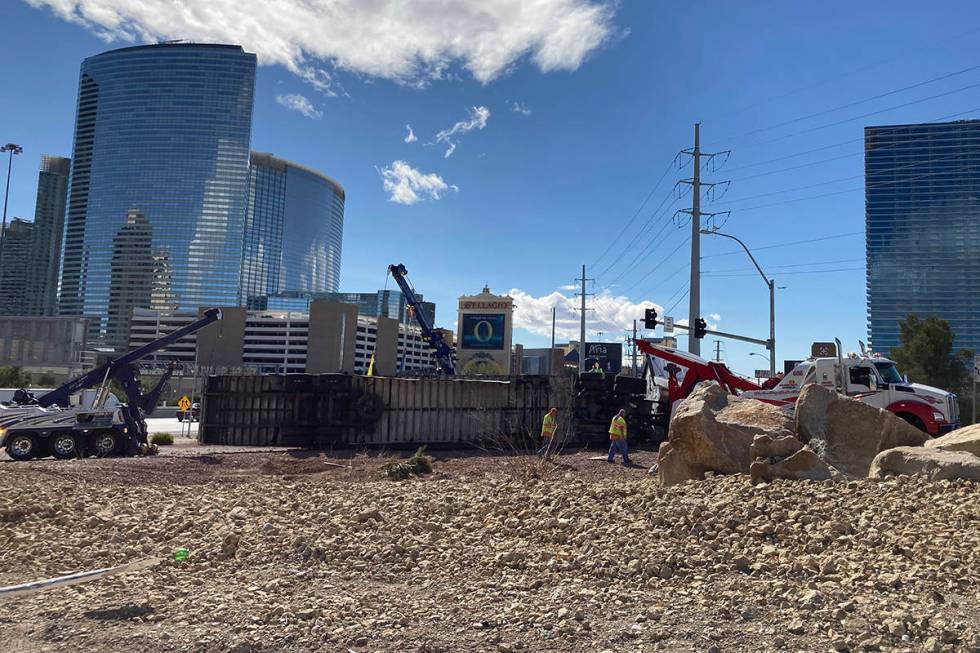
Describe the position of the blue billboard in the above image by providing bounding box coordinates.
[584,342,622,374]
[461,314,505,350]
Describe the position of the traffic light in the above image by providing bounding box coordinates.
[693,317,707,339]
[643,308,658,330]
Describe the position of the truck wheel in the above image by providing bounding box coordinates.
[897,413,926,432]
[50,433,81,460]
[90,431,120,458]
[6,433,38,461]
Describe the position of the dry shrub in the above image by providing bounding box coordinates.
[382,446,434,480]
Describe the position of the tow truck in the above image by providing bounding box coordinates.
[637,339,958,436]
[1,307,222,461]
[387,263,456,375]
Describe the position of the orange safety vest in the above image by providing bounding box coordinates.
[541,413,557,438]
[609,415,627,440]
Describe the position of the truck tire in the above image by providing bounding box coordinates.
[90,430,120,458]
[50,432,81,460]
[896,412,926,432]
[5,433,39,461]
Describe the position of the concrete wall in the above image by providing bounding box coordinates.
[374,316,399,376]
[196,306,246,367]
[307,300,358,373]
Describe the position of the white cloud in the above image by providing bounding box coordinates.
[28,1,617,87]
[379,160,457,205]
[404,124,418,144]
[708,313,721,322]
[512,101,533,116]
[275,93,321,119]
[434,105,490,158]
[508,288,662,342]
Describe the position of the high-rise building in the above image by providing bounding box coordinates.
[58,43,257,347]
[865,120,980,355]
[241,152,345,303]
[0,218,35,315]
[26,155,71,316]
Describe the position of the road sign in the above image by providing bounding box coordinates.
[664,316,674,333]
[178,395,191,411]
[754,369,773,379]
[974,354,980,382]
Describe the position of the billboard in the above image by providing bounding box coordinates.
[584,342,622,374]
[460,314,505,350]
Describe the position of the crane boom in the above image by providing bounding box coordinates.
[387,264,455,375]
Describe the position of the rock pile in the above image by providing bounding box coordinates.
[0,455,978,653]
[658,382,978,486]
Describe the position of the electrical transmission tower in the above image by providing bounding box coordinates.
[676,123,730,357]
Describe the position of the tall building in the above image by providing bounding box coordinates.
[241,152,345,303]
[58,43,257,346]
[865,120,980,355]
[26,155,71,316]
[0,219,35,315]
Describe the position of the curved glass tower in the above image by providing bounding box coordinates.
[242,152,345,304]
[59,43,256,347]
[866,120,980,355]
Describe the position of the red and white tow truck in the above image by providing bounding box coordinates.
[637,340,959,436]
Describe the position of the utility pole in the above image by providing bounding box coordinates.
[632,319,638,377]
[550,306,556,376]
[713,339,722,362]
[0,143,24,273]
[676,125,729,357]
[574,264,593,374]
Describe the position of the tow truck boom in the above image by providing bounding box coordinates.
[388,264,456,375]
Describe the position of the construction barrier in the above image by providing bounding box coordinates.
[200,373,559,448]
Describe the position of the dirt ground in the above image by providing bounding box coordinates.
[0,443,977,652]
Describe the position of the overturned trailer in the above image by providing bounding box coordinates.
[200,371,666,449]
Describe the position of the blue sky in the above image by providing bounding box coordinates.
[2,1,979,376]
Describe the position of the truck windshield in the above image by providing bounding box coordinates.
[874,362,904,384]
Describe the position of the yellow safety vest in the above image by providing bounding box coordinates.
[609,415,627,440]
[541,413,557,438]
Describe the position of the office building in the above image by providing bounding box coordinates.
[865,120,980,354]
[255,289,435,326]
[26,155,71,315]
[0,219,36,315]
[58,43,257,348]
[0,315,91,378]
[241,152,345,303]
[129,305,439,375]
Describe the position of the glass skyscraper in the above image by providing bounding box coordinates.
[866,119,980,355]
[27,155,71,316]
[59,43,256,347]
[241,152,345,303]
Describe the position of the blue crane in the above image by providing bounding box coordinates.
[388,264,456,375]
[3,308,223,460]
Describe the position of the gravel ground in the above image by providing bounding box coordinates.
[0,446,977,653]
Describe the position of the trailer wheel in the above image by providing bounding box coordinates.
[5,433,39,461]
[50,432,81,460]
[90,431,120,458]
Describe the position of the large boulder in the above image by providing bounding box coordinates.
[659,382,795,486]
[750,446,841,483]
[795,384,929,478]
[924,424,980,457]
[868,447,980,481]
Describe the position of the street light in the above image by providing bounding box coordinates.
[748,352,770,363]
[0,143,24,272]
[700,228,776,376]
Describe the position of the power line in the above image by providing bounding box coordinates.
[737,63,980,139]
[702,231,863,258]
[702,257,864,274]
[703,266,865,278]
[589,158,678,272]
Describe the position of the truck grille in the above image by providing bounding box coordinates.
[949,394,959,423]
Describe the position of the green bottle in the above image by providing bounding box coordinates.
[174,547,189,562]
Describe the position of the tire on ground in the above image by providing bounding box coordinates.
[5,432,40,461]
[49,431,81,460]
[90,430,121,458]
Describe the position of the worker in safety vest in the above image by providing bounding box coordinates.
[607,409,632,466]
[538,407,558,458]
